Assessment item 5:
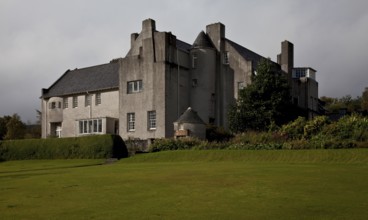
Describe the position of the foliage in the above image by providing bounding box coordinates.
[320,95,362,114]
[3,114,26,140]
[362,87,368,113]
[149,138,203,152]
[303,116,330,139]
[0,115,11,140]
[0,135,128,161]
[206,124,233,142]
[321,113,368,141]
[228,59,293,133]
[279,116,307,140]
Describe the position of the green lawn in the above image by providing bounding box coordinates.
[1,149,368,219]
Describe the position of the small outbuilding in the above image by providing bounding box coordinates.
[173,107,206,140]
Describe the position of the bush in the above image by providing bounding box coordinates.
[0,135,128,161]
[322,114,368,141]
[206,125,234,142]
[303,116,330,139]
[279,117,307,140]
[149,138,202,152]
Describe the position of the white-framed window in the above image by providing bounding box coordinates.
[148,111,156,130]
[78,119,102,134]
[73,96,78,108]
[85,94,91,107]
[95,93,101,105]
[223,51,229,65]
[127,80,143,94]
[127,113,135,131]
[63,98,68,109]
[192,53,197,68]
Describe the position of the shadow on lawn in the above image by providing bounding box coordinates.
[0,162,103,175]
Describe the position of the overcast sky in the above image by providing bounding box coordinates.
[1,0,367,123]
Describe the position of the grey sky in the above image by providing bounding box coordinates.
[1,0,367,123]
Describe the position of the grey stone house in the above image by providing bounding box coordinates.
[41,18,318,139]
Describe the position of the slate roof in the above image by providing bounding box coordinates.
[176,39,191,52]
[225,39,278,69]
[175,107,205,124]
[42,61,120,98]
[192,31,215,49]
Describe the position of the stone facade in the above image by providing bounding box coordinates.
[41,18,319,140]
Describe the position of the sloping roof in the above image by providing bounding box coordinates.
[176,39,191,52]
[192,31,215,49]
[175,107,205,124]
[42,61,120,98]
[226,39,278,69]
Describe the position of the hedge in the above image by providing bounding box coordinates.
[0,135,128,161]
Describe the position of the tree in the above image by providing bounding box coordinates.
[362,87,368,113]
[4,114,26,140]
[228,59,293,133]
[321,95,362,114]
[0,115,11,140]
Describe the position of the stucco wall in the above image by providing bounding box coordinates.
[42,90,119,138]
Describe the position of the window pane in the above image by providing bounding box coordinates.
[63,98,68,109]
[88,121,93,133]
[79,121,83,134]
[73,96,78,108]
[96,93,101,105]
[148,111,156,129]
[128,113,135,131]
[93,120,97,133]
[83,121,88,133]
[98,119,102,132]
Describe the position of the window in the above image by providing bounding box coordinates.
[294,69,307,78]
[85,95,91,107]
[127,80,143,94]
[127,113,135,131]
[148,111,156,130]
[50,102,56,109]
[95,93,101,105]
[192,53,197,68]
[238,81,245,91]
[49,101,61,109]
[73,96,78,108]
[78,119,102,134]
[63,98,68,109]
[223,52,229,65]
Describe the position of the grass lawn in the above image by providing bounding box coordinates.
[1,149,368,219]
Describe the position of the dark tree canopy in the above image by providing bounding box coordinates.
[228,59,293,133]
[3,114,26,140]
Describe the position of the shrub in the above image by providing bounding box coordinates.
[303,116,329,139]
[0,135,128,161]
[206,124,234,142]
[149,138,202,152]
[322,114,368,141]
[279,116,307,140]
